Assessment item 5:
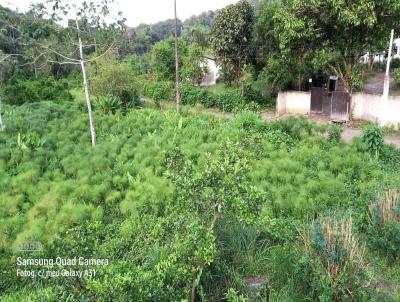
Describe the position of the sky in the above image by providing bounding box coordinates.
[0,0,239,27]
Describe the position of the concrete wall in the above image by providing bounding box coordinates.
[276,91,400,130]
[276,91,311,116]
[352,93,400,129]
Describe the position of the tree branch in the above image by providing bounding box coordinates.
[47,60,81,65]
[0,54,24,63]
[37,43,80,62]
[84,42,115,63]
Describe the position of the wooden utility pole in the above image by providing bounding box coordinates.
[383,29,394,99]
[174,0,180,113]
[76,17,96,146]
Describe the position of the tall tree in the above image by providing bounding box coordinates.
[210,0,255,86]
[151,38,186,81]
[280,0,400,95]
[273,2,315,90]
[34,0,123,146]
[181,42,207,86]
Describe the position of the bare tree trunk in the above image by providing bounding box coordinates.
[34,61,38,79]
[191,270,197,302]
[235,60,241,88]
[368,51,373,72]
[174,0,180,113]
[0,103,4,131]
[76,18,96,146]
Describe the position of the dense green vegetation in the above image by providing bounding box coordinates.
[0,98,399,301]
[1,0,400,301]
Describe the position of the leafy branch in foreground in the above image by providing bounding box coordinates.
[164,141,264,301]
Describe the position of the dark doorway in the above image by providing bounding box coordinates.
[328,76,338,93]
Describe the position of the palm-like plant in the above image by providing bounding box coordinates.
[97,95,122,114]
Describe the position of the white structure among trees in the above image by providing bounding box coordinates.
[394,38,400,58]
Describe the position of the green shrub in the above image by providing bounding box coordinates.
[352,64,365,91]
[233,101,261,114]
[216,90,243,112]
[394,68,400,86]
[265,130,295,149]
[259,57,295,94]
[241,82,262,104]
[234,111,262,131]
[17,131,46,151]
[225,288,249,302]
[96,95,122,114]
[0,77,72,105]
[0,101,398,301]
[327,125,343,143]
[180,84,215,108]
[90,60,141,110]
[146,81,173,108]
[362,125,384,158]
[391,58,400,70]
[381,143,400,167]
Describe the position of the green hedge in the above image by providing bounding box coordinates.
[0,77,73,105]
[181,85,260,113]
[181,84,215,107]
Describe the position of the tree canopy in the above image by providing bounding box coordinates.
[274,0,400,93]
[210,0,255,86]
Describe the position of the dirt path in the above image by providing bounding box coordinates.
[341,128,400,148]
[262,112,400,148]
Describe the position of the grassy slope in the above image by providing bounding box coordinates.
[0,98,399,301]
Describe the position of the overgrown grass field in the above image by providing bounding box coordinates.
[0,98,399,301]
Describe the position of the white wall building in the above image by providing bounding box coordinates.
[361,38,400,63]
[394,38,400,59]
[200,58,221,87]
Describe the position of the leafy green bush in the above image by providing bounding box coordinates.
[144,81,173,108]
[362,125,384,158]
[215,90,243,112]
[327,125,343,143]
[394,68,400,86]
[351,64,366,91]
[265,129,295,149]
[0,77,72,105]
[381,143,400,167]
[234,111,262,131]
[16,131,46,151]
[0,101,398,301]
[259,56,295,95]
[90,60,141,110]
[391,58,400,69]
[180,84,215,108]
[96,95,122,114]
[241,82,262,104]
[233,101,261,114]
